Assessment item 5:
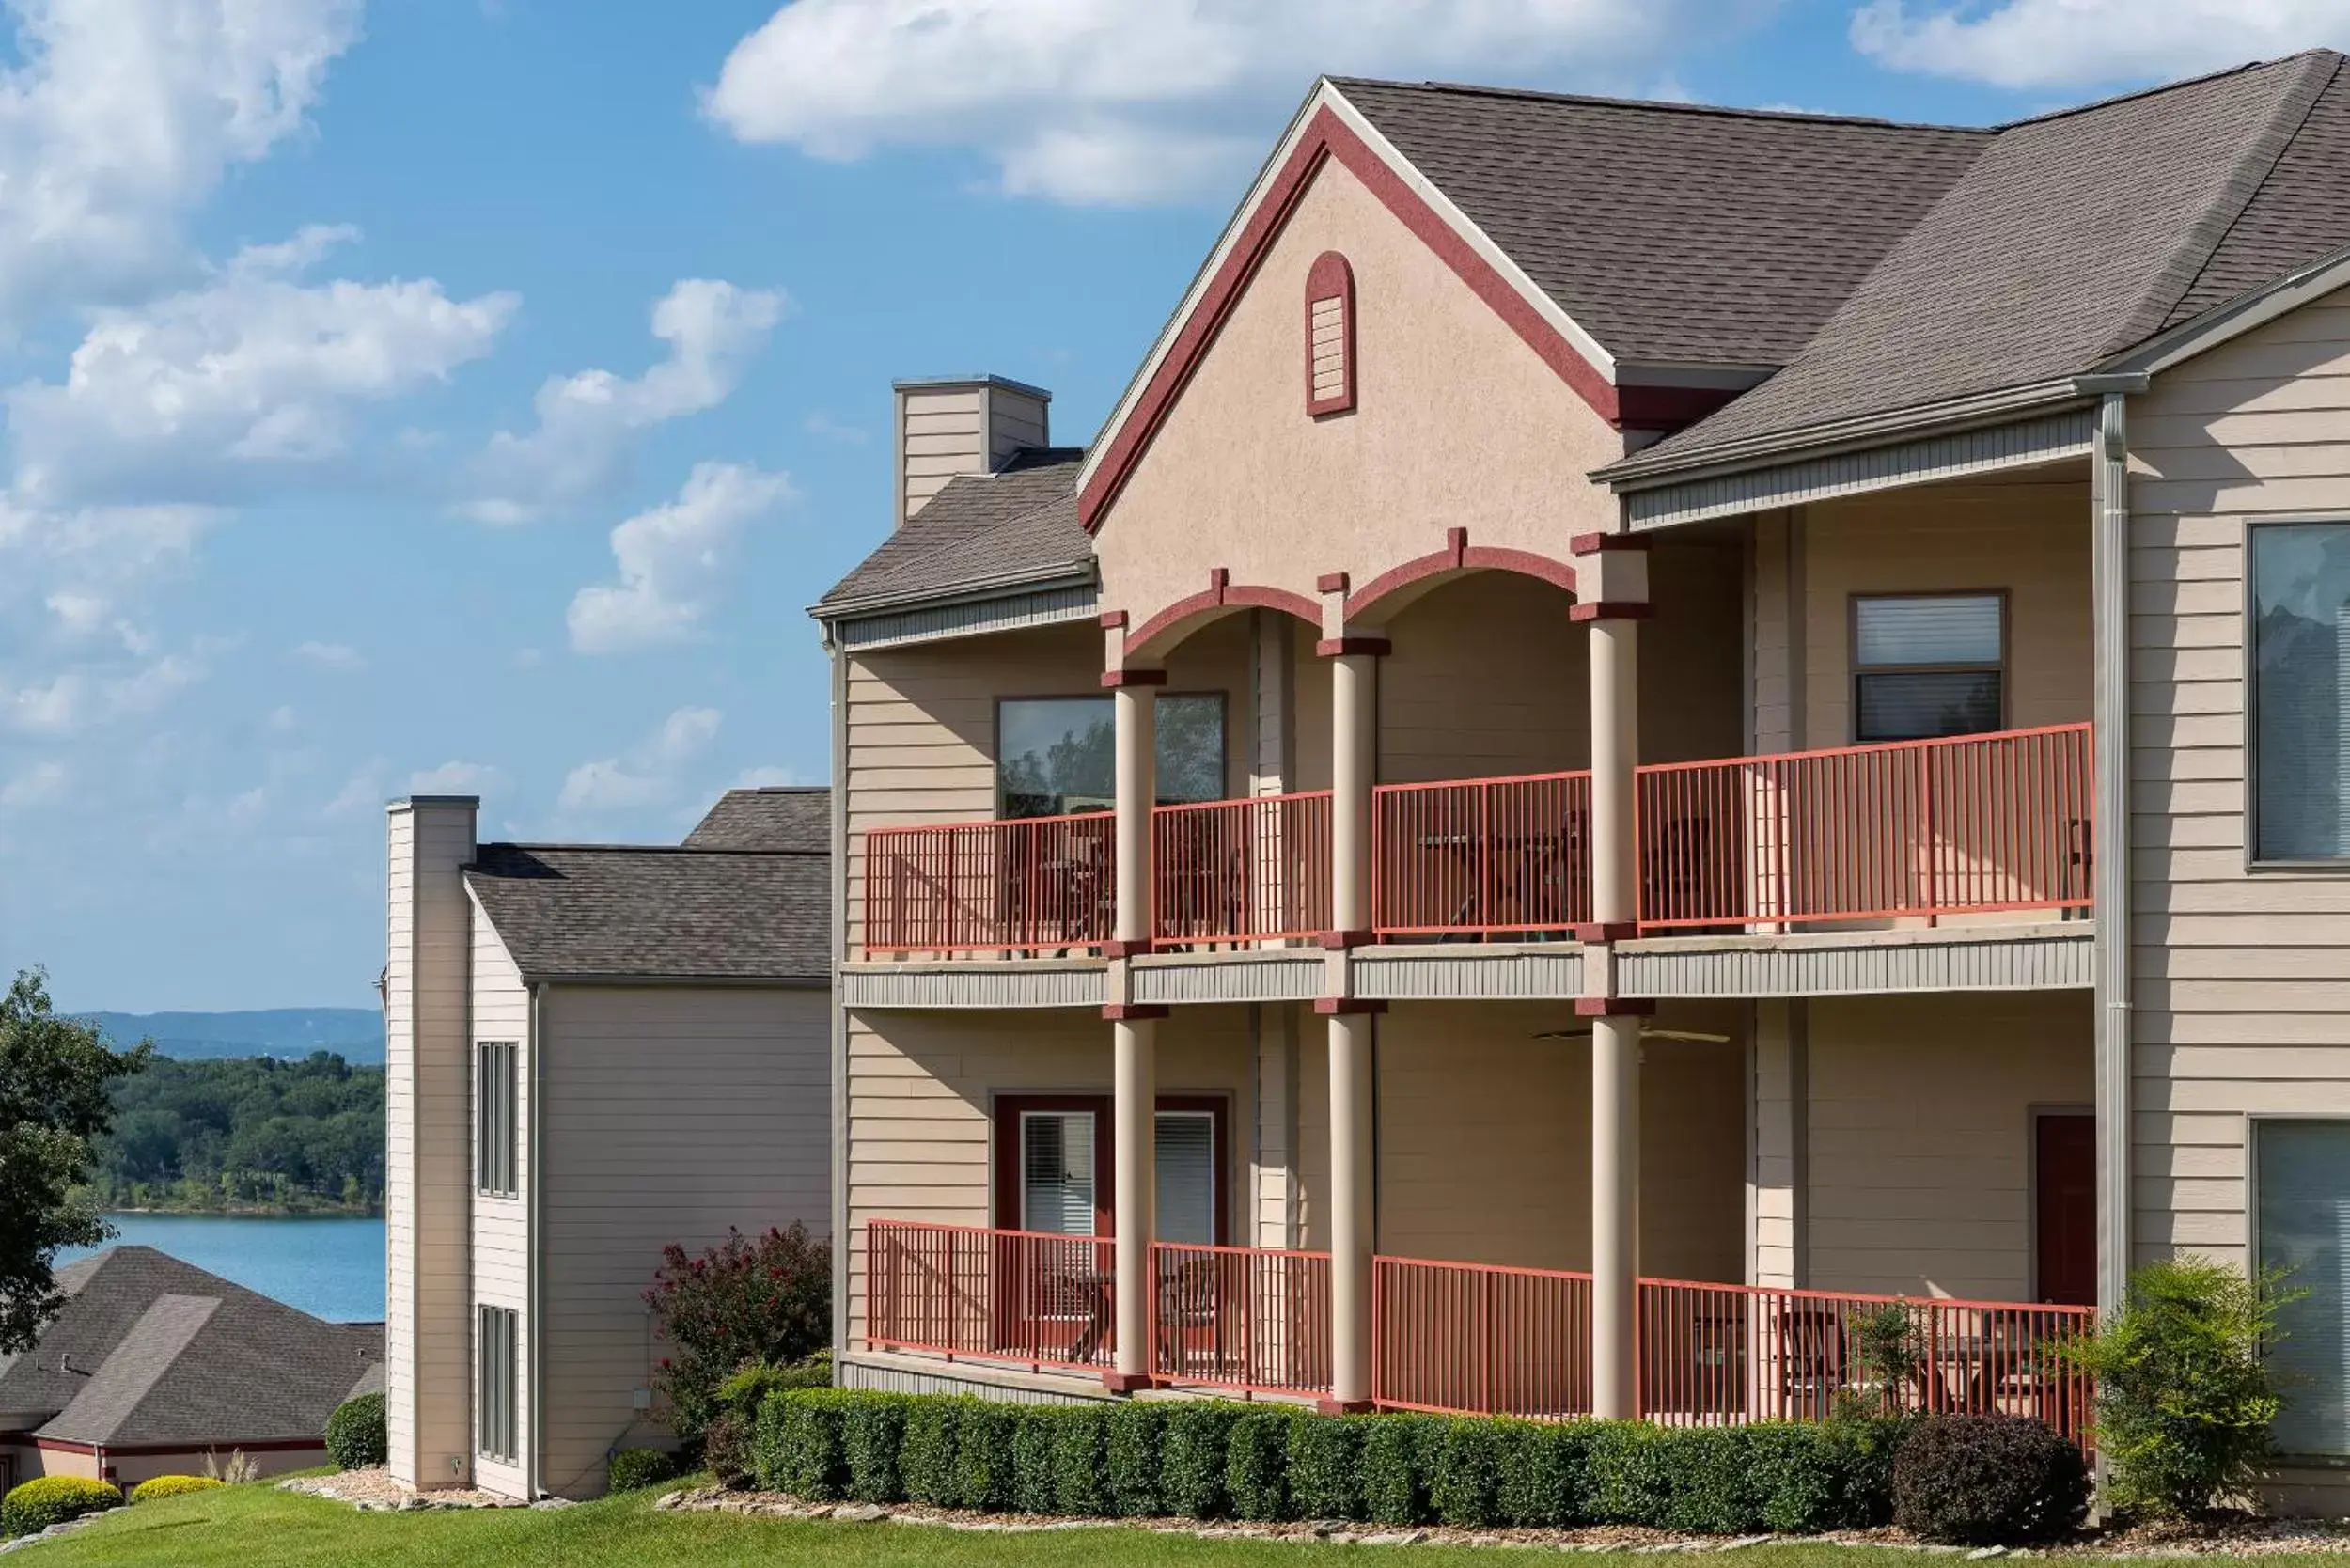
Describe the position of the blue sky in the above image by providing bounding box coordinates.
[2,0,2341,1012]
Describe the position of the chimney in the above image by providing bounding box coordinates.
[384,792,478,1491]
[892,375,1052,527]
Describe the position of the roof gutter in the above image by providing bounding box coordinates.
[805,563,1096,626]
[1593,372,2148,493]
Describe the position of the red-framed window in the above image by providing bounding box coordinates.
[992,1093,1230,1246]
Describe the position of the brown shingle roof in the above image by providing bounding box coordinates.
[1333,80,1990,368]
[684,786,830,853]
[814,448,1089,616]
[1633,52,2344,464]
[466,843,830,982]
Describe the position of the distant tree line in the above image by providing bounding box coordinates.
[83,1053,385,1215]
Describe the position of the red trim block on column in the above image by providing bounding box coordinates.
[1079,104,1620,533]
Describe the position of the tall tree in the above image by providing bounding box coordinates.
[0,969,149,1353]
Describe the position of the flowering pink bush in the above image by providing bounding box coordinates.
[644,1223,829,1458]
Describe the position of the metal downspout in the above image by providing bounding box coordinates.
[2092,392,2133,1317]
[527,982,546,1499]
[827,634,851,1364]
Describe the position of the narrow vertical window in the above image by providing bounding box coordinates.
[2250,522,2350,860]
[2257,1120,2350,1455]
[1153,1110,1217,1247]
[1305,251,1355,416]
[478,1305,518,1462]
[477,1042,517,1198]
[1020,1110,1096,1234]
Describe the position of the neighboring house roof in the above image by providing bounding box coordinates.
[813,448,1088,617]
[684,786,831,853]
[0,1247,381,1448]
[466,843,831,983]
[1332,80,1989,369]
[1635,51,2347,467]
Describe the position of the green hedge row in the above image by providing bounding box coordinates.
[752,1388,1914,1532]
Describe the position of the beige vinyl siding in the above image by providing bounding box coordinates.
[844,619,1251,953]
[2128,289,2350,1273]
[537,984,829,1497]
[1373,1000,1745,1281]
[1805,991,2092,1299]
[384,802,475,1489]
[844,1006,1255,1346]
[465,902,528,1498]
[900,387,983,523]
[1794,478,2092,747]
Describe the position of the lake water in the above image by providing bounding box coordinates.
[61,1214,385,1322]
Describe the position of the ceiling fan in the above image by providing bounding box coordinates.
[1532,1024,1731,1044]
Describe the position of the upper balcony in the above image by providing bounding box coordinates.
[860,721,2093,958]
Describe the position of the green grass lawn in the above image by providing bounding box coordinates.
[20,1479,2308,1568]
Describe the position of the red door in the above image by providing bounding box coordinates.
[2034,1114,2097,1306]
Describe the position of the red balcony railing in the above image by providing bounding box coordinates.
[1636,1278,2093,1440]
[1150,1242,1333,1397]
[862,811,1115,955]
[1371,772,1593,938]
[1152,792,1332,946]
[866,1219,1119,1372]
[1372,1255,1595,1417]
[1636,723,2093,930]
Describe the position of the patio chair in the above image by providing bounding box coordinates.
[1155,1256,1225,1379]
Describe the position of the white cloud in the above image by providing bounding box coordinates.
[466,278,785,523]
[703,0,1747,204]
[0,0,362,334]
[566,462,791,655]
[1,650,204,733]
[409,760,502,796]
[265,703,298,734]
[321,762,386,818]
[0,760,68,809]
[290,639,365,671]
[802,411,868,445]
[7,227,517,507]
[1850,1,2350,88]
[557,706,723,814]
[734,764,806,788]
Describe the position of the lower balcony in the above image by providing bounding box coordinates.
[857,723,2094,956]
[862,1220,2093,1442]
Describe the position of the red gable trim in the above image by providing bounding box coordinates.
[1344,527,1575,621]
[1079,103,1618,534]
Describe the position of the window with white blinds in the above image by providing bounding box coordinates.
[477,1042,517,1198]
[1154,1112,1216,1247]
[478,1305,518,1462]
[1021,1111,1095,1235]
[1852,593,2005,743]
[2257,1120,2350,1456]
[2250,523,2350,860]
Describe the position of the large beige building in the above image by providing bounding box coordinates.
[809,52,2350,1505]
[382,788,831,1499]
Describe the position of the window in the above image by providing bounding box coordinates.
[476,1042,517,1198]
[999,1097,1224,1242]
[478,1305,518,1463]
[997,694,1227,819]
[2250,523,2350,860]
[2257,1120,2350,1456]
[1851,593,2005,743]
[1154,1112,1216,1247]
[1305,251,1355,416]
[1020,1110,1096,1235]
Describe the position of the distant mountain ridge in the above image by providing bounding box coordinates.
[81,1008,384,1065]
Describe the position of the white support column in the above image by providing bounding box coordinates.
[1329,650,1379,941]
[1110,674,1161,951]
[1591,1012,1641,1419]
[1111,1011,1158,1388]
[1324,1005,1377,1410]
[1590,616,1639,932]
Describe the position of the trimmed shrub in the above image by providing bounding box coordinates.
[1287,1413,1364,1522]
[323,1391,387,1471]
[1361,1414,1439,1525]
[1893,1415,2090,1545]
[644,1223,830,1457]
[606,1448,677,1494]
[756,1388,851,1499]
[844,1395,912,1504]
[128,1476,221,1505]
[1586,1422,1670,1525]
[1430,1418,1505,1528]
[1050,1405,1111,1516]
[2068,1258,2297,1519]
[1226,1411,1295,1522]
[900,1397,964,1507]
[1010,1408,1060,1515]
[952,1400,1020,1512]
[1496,1420,1590,1529]
[2,1476,120,1538]
[1817,1415,1913,1529]
[1161,1403,1242,1519]
[1104,1402,1166,1518]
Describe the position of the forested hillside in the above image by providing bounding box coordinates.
[85,1054,385,1215]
